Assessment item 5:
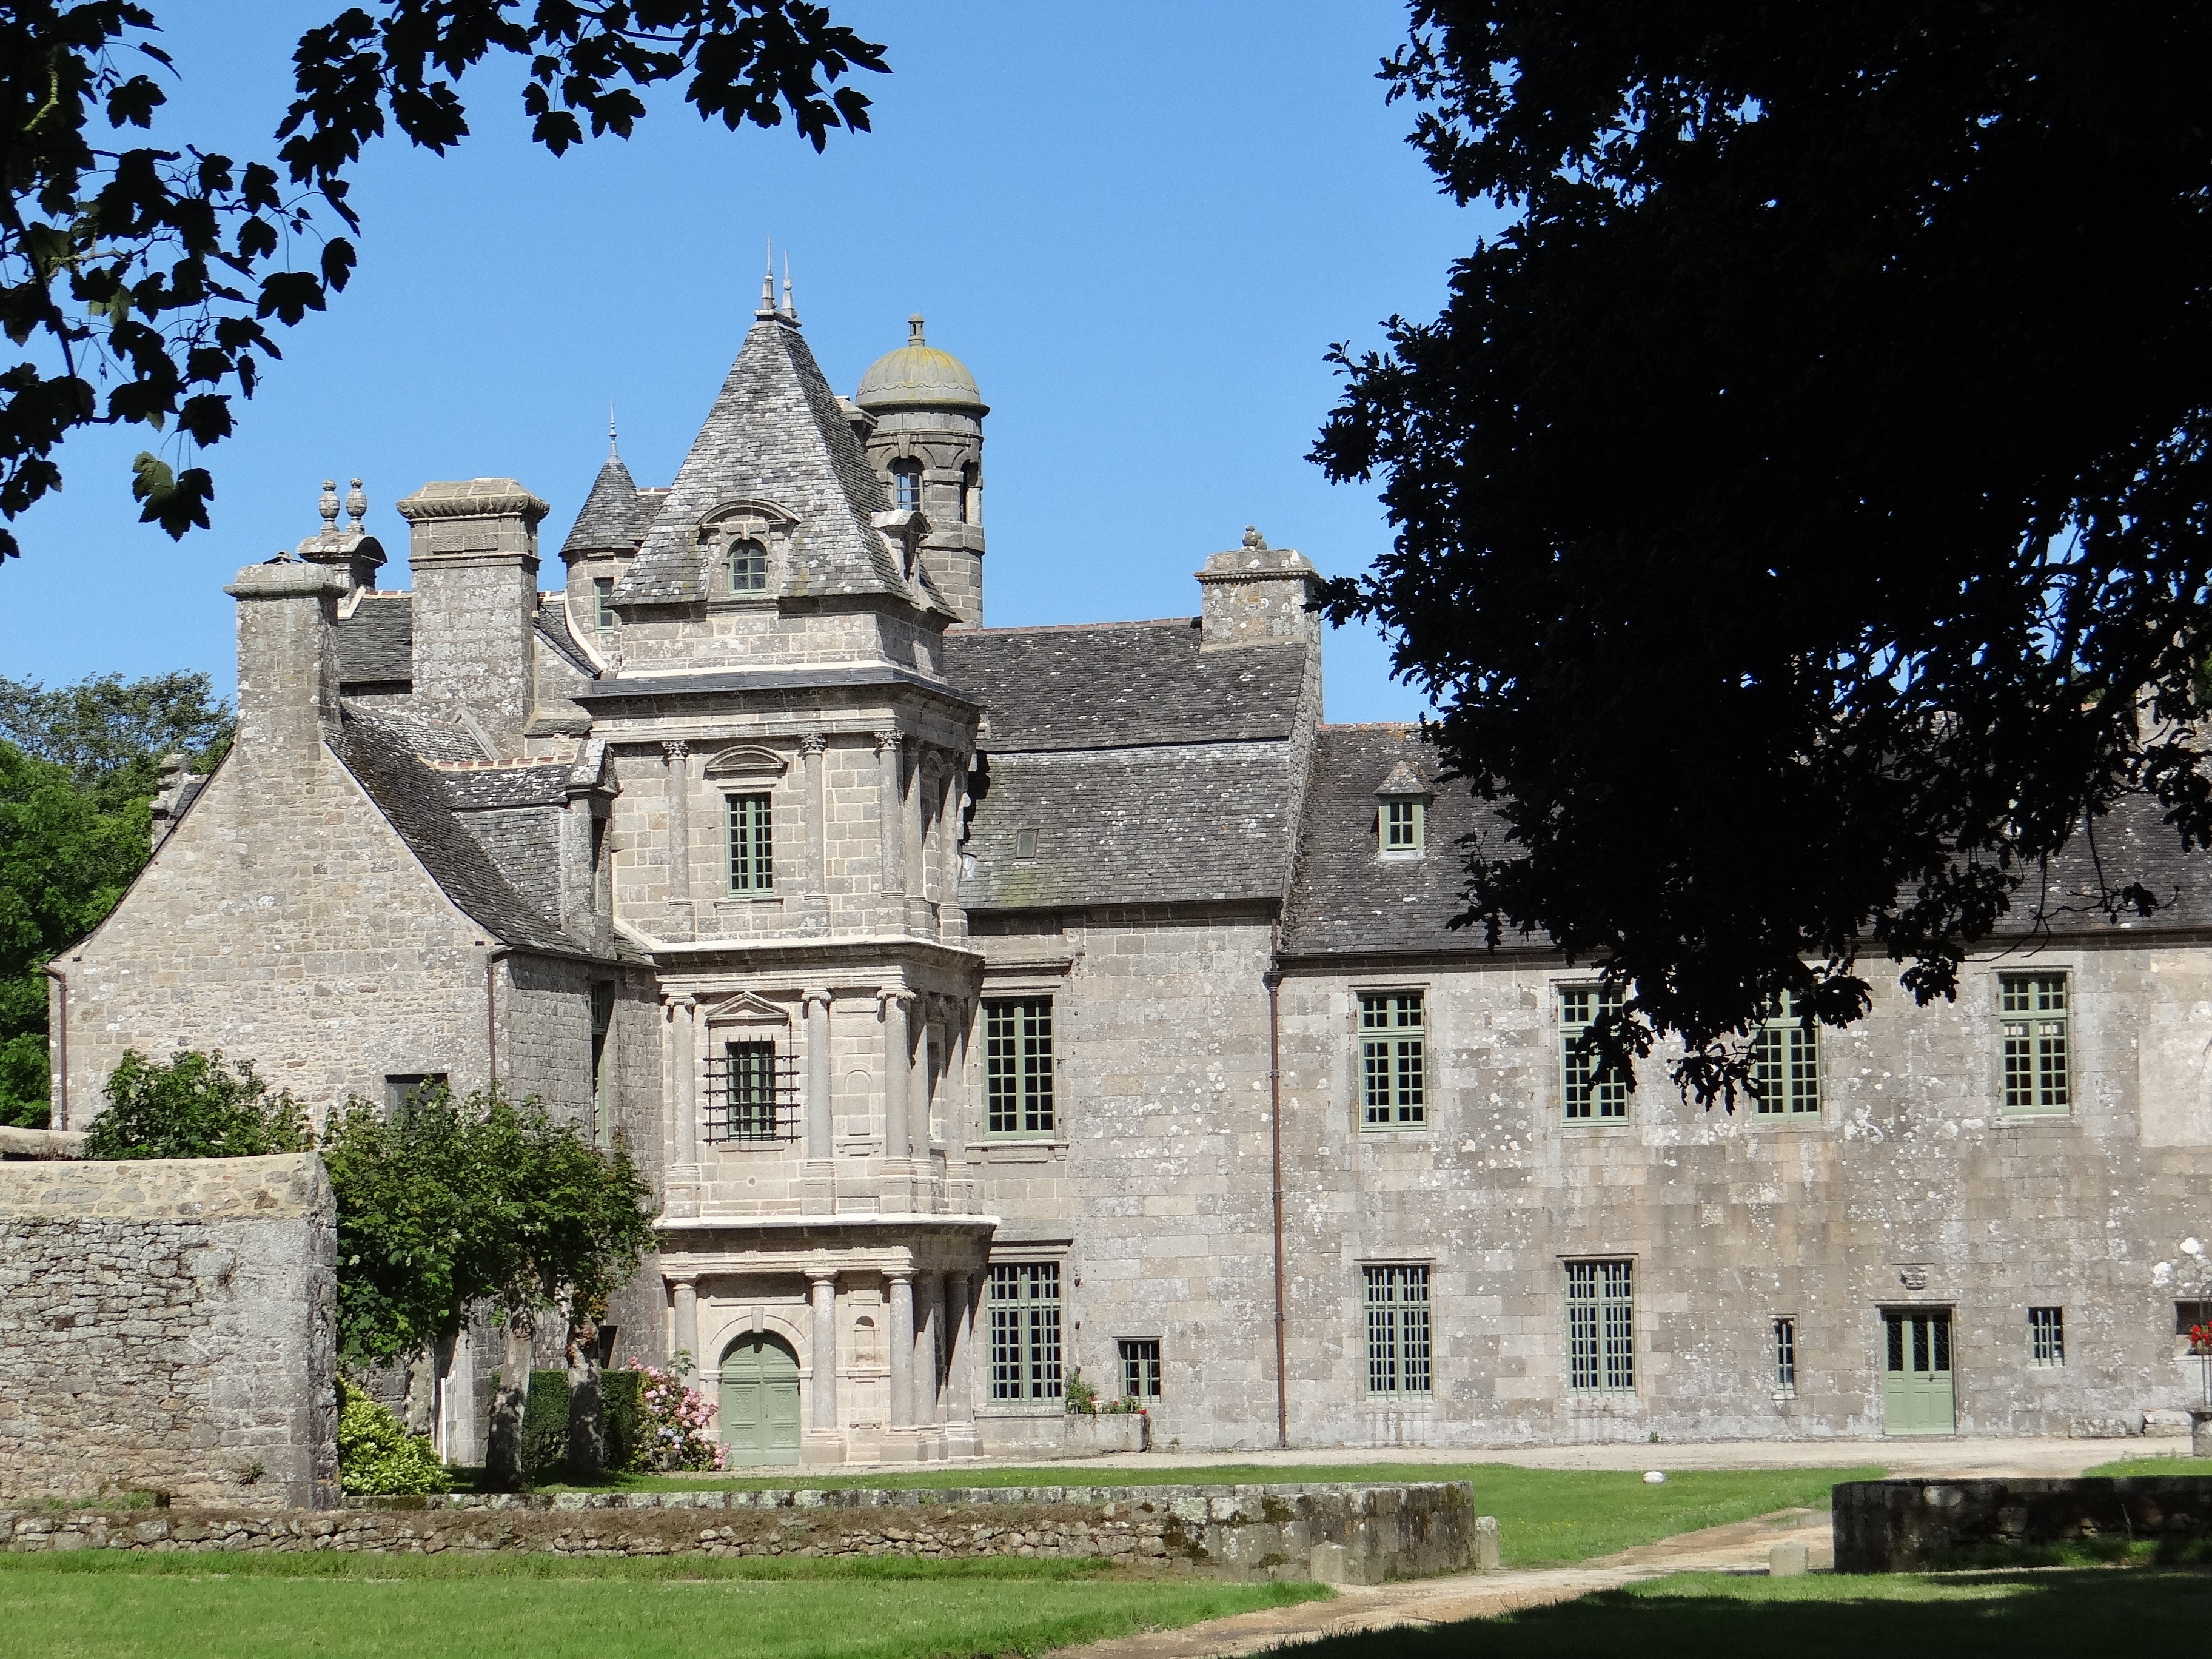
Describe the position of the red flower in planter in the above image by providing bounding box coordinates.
[2190,1322,2212,1356]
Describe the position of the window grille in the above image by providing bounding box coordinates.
[1360,992,1426,1127]
[729,538,768,592]
[1381,798,1424,854]
[593,577,617,630]
[989,1261,1062,1401]
[1119,1338,1162,1401]
[1364,1264,1432,1395]
[893,461,922,512]
[1774,1318,1797,1396]
[1751,991,1820,1114]
[985,997,1054,1135]
[728,793,774,893]
[1560,988,1629,1121]
[702,1041,799,1144]
[2029,1306,2065,1366]
[2000,973,2070,1113]
[1566,1260,1635,1392]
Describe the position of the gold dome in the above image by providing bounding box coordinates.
[854,315,987,413]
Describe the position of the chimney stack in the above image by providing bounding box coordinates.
[394,478,549,750]
[224,559,349,761]
[1195,528,1322,649]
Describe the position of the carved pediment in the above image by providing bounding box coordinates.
[702,743,788,781]
[699,990,791,1026]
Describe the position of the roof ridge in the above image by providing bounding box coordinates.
[954,617,1200,636]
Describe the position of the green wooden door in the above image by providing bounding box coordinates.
[1882,1311,1956,1435]
[719,1333,802,1466]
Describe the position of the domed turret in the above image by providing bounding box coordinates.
[854,316,988,625]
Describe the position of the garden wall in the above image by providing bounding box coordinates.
[0,1155,338,1511]
[0,1481,1475,1584]
[1834,1476,2212,1571]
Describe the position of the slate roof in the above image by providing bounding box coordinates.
[337,594,412,686]
[330,705,585,954]
[613,313,939,608]
[532,595,597,679]
[558,453,666,557]
[942,621,1307,752]
[437,763,572,811]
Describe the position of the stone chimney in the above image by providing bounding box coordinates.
[395,478,549,749]
[224,559,349,762]
[293,477,386,599]
[1196,527,1322,649]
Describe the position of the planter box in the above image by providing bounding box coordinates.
[975,1412,1149,1460]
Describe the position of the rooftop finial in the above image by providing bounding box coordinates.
[908,313,926,346]
[608,405,619,460]
[782,253,797,323]
[318,478,339,534]
[1242,525,1268,550]
[757,236,777,319]
[345,478,366,532]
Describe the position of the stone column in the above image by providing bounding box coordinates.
[917,1272,945,1424]
[938,999,969,1166]
[901,739,927,927]
[808,1270,839,1431]
[946,1271,980,1457]
[880,990,913,1161]
[663,740,692,925]
[668,993,699,1167]
[937,760,963,934]
[803,988,833,1160]
[669,1275,700,1369]
[802,733,828,902]
[886,1270,916,1432]
[876,729,904,911]
[910,1019,935,1159]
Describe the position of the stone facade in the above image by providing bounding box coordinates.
[0,1155,337,1509]
[57,283,2212,1466]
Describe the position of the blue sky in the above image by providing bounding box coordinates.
[0,2,1491,723]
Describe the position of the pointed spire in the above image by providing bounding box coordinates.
[782,253,797,324]
[757,236,779,320]
[608,404,620,460]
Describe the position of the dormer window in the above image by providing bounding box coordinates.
[892,460,922,512]
[729,538,768,593]
[593,577,617,630]
[1381,797,1424,857]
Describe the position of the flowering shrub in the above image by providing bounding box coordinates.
[624,1355,726,1472]
[2190,1322,2212,1356]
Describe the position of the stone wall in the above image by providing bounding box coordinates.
[0,1155,338,1510]
[1834,1476,2212,1570]
[0,1481,1474,1583]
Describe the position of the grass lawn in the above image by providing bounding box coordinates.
[0,1552,1325,1659]
[2084,1453,2212,1476]
[1295,1567,2212,1657]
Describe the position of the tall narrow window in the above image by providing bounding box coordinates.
[1560,988,1629,1121]
[985,997,1054,1135]
[589,982,615,1149]
[728,538,768,592]
[2001,973,2071,1114]
[893,460,922,512]
[1566,1260,1635,1392]
[721,1041,780,1141]
[1364,1265,1432,1395]
[1773,1318,1797,1397]
[959,462,977,524]
[989,1261,1062,1401]
[2029,1306,2065,1366]
[592,577,617,630]
[728,793,773,893]
[1380,797,1424,856]
[1119,1339,1162,1401]
[1751,991,1820,1114]
[1359,992,1426,1127]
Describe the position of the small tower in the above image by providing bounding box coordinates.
[854,315,987,625]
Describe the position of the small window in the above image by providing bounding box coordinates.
[728,793,773,893]
[384,1073,447,1114]
[1751,991,1820,1114]
[711,1040,783,1142]
[990,1261,1062,1401]
[1014,828,1039,859]
[1560,987,1629,1121]
[985,997,1054,1136]
[892,460,922,512]
[2000,973,2070,1114]
[2029,1306,2065,1367]
[1119,1338,1162,1401]
[729,538,768,593]
[592,577,617,630]
[959,462,977,525]
[1364,1265,1432,1395]
[1359,991,1426,1127]
[1773,1318,1797,1397]
[2177,1300,2212,1336]
[1566,1260,1635,1392]
[1380,797,1424,856]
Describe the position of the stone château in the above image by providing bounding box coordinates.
[52,276,2212,1464]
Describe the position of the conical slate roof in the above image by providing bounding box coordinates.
[559,452,665,558]
[612,313,937,607]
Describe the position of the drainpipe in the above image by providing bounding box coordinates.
[1266,925,1289,1450]
[43,964,67,1129]
[485,945,513,1090]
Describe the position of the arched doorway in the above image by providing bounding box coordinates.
[719,1332,802,1466]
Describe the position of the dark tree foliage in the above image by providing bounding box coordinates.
[1316,3,2212,1101]
[0,1,885,557]
[81,1048,312,1158]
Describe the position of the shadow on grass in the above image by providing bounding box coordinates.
[1304,1568,2212,1658]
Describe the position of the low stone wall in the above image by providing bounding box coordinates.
[0,1481,1475,1583]
[0,1155,338,1511]
[976,1413,1150,1459]
[1835,1477,2212,1571]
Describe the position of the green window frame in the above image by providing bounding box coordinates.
[1364,1264,1432,1395]
[985,997,1054,1136]
[1119,1338,1161,1401]
[1774,1317,1797,1396]
[592,576,617,630]
[1560,987,1629,1121]
[1381,797,1424,854]
[2000,972,2071,1114]
[729,538,768,592]
[989,1261,1062,1401]
[1566,1259,1635,1392]
[1359,991,1426,1127]
[1751,991,1820,1114]
[722,1040,779,1142]
[727,793,774,893]
[2029,1305,2065,1367]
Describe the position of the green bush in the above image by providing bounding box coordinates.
[335,1379,447,1495]
[602,1367,646,1473]
[84,1050,311,1160]
[521,1369,572,1484]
